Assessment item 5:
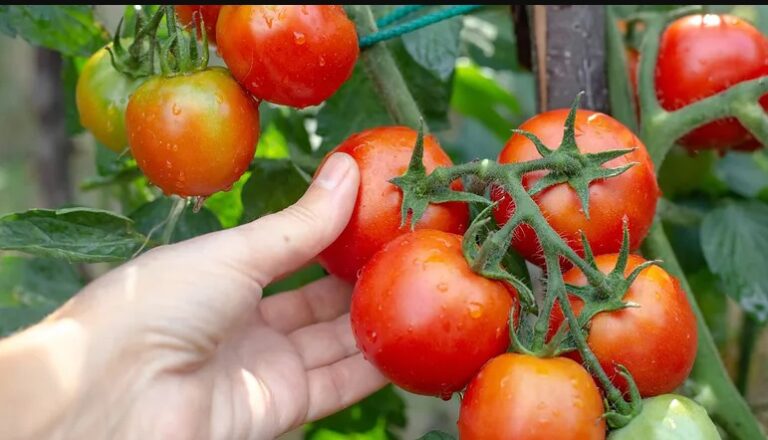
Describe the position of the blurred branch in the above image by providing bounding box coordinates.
[528,5,609,112]
[33,48,73,207]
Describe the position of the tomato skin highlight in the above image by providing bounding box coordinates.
[458,353,606,440]
[216,5,359,108]
[351,230,516,398]
[492,109,659,267]
[175,5,223,45]
[76,46,143,153]
[318,126,468,283]
[125,67,259,197]
[656,14,768,152]
[550,254,698,397]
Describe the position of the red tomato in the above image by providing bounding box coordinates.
[175,5,222,45]
[492,109,659,267]
[656,14,768,152]
[216,5,359,108]
[318,126,468,283]
[458,353,606,440]
[549,254,698,397]
[351,230,516,398]
[126,68,259,197]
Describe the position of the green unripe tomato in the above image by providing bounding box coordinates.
[609,394,720,440]
[76,45,143,153]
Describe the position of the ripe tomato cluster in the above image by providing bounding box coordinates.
[71,7,749,438]
[76,5,359,198]
[317,108,697,437]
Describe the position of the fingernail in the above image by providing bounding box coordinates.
[313,153,354,190]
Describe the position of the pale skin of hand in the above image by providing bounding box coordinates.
[0,153,386,440]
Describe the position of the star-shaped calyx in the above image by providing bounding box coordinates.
[518,92,638,219]
[390,121,489,229]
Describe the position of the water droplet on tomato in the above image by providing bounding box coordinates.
[439,391,452,401]
[368,331,378,343]
[468,302,483,318]
[293,31,306,45]
[165,160,172,169]
[172,103,182,115]
[318,56,326,67]
[172,144,178,152]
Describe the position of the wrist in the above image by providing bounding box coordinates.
[0,319,87,440]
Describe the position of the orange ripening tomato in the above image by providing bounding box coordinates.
[126,67,259,197]
[458,353,606,440]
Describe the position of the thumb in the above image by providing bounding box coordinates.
[206,152,359,287]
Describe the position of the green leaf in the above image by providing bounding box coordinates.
[451,62,522,140]
[462,5,520,71]
[417,431,456,440]
[0,6,108,57]
[701,201,768,323]
[305,385,406,439]
[317,41,454,153]
[81,146,142,190]
[62,55,86,135]
[204,172,250,229]
[605,5,638,133]
[0,256,83,336]
[316,64,392,153]
[657,148,727,199]
[716,151,768,199]
[241,159,309,223]
[402,12,462,80]
[0,208,145,262]
[392,40,453,130]
[130,197,222,244]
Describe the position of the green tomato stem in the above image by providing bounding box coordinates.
[641,223,766,439]
[345,5,425,130]
[160,197,186,245]
[736,313,761,396]
[635,8,766,438]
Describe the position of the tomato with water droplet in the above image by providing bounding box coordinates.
[548,254,697,397]
[126,67,259,197]
[492,109,659,267]
[216,5,358,108]
[318,126,468,283]
[351,229,517,398]
[458,353,606,440]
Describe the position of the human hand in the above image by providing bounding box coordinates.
[0,153,386,440]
